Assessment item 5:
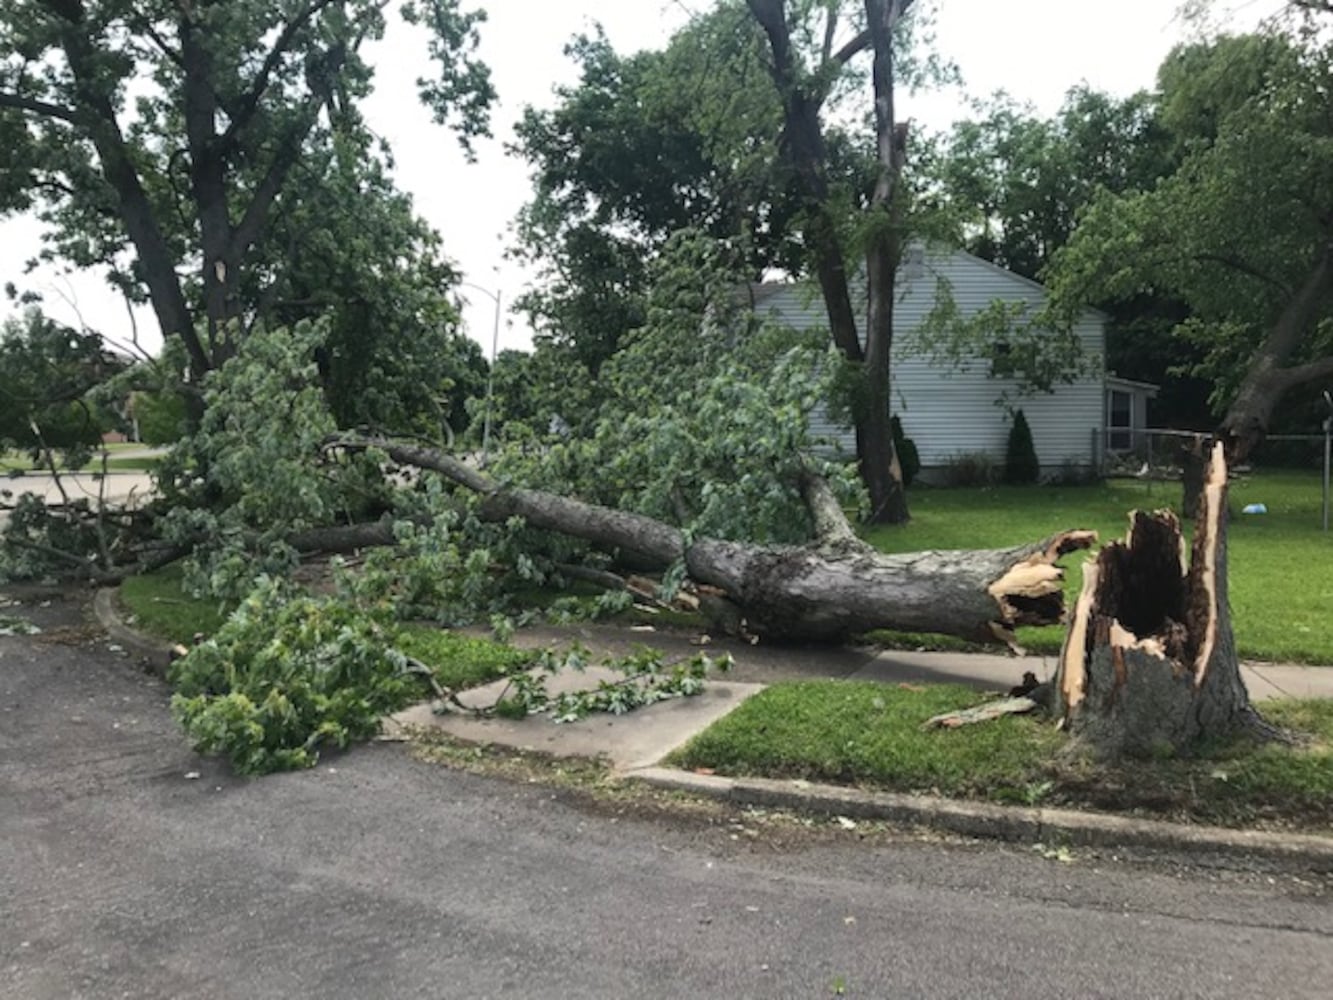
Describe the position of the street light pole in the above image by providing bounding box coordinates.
[459,281,502,463]
[1323,391,1332,532]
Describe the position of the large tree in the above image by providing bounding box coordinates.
[509,10,819,373]
[512,1,936,522]
[1046,30,1333,457]
[744,0,918,524]
[0,0,494,396]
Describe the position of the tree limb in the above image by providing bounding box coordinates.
[832,29,871,64]
[1220,242,1333,454]
[44,8,210,379]
[798,467,870,554]
[328,436,496,495]
[821,7,839,63]
[1,536,120,584]
[230,40,346,260]
[1191,253,1291,296]
[219,0,342,149]
[1268,354,1333,393]
[128,16,187,71]
[0,91,79,123]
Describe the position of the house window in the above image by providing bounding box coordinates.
[1108,389,1132,451]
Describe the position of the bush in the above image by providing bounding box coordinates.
[940,451,997,487]
[1004,409,1040,485]
[891,415,920,488]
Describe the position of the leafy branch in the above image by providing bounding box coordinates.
[441,643,735,725]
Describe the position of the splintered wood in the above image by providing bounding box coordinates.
[1054,443,1251,756]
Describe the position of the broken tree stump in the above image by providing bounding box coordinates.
[1054,442,1253,757]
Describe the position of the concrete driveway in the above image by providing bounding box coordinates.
[3,593,1332,999]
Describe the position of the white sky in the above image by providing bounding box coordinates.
[0,0,1283,359]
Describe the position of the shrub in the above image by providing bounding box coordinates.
[940,451,997,487]
[1004,409,1040,485]
[891,415,920,488]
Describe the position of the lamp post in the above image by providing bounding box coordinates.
[1323,390,1332,532]
[459,281,502,462]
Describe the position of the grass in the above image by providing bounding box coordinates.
[118,563,230,641]
[1,447,161,473]
[862,470,1333,664]
[671,681,1064,799]
[395,624,534,691]
[671,680,1333,829]
[119,563,531,693]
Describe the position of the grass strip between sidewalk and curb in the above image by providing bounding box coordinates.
[667,681,1333,832]
[108,574,532,695]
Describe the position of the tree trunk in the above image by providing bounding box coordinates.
[1055,442,1252,757]
[747,0,910,523]
[1214,241,1333,462]
[1178,434,1206,519]
[860,0,915,525]
[333,438,1094,645]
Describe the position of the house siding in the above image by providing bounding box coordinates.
[757,250,1105,474]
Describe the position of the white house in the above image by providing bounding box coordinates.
[749,247,1153,480]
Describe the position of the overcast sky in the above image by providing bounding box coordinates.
[0,0,1282,359]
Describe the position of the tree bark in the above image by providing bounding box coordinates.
[1055,442,1252,757]
[332,437,1095,644]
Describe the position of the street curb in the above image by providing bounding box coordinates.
[92,587,174,676]
[631,766,1333,871]
[83,589,1333,870]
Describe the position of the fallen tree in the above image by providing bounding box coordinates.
[329,437,1096,645]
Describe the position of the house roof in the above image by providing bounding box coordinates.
[1106,375,1161,396]
[746,246,1108,322]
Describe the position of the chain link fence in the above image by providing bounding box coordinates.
[1096,426,1332,527]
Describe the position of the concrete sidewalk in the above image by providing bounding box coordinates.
[393,621,1333,774]
[1,470,155,508]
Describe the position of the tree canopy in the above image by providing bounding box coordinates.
[0,0,494,428]
[1046,30,1333,449]
[0,307,122,455]
[508,4,842,373]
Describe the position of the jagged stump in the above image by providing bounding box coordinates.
[1055,443,1252,757]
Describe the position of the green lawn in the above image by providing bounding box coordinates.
[118,563,231,641]
[1,449,161,473]
[671,680,1333,829]
[863,471,1333,664]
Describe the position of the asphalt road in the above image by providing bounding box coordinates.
[3,594,1331,1000]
